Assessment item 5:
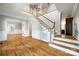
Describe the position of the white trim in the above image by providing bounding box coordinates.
[49,43,79,56]
[54,37,79,44]
[54,40,79,49]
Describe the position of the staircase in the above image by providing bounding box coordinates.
[49,36,79,56]
[23,3,55,43]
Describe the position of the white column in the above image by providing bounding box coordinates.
[0,16,7,41]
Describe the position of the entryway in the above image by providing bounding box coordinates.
[61,17,73,36]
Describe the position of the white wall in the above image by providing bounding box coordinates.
[0,15,29,41]
[7,22,22,34]
[0,15,7,41]
[22,21,29,37]
[31,17,51,42]
[61,18,66,30]
[73,4,79,41]
[31,17,41,39]
[40,30,50,42]
[6,17,29,36]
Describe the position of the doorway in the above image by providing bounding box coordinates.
[65,17,73,36]
[61,17,73,36]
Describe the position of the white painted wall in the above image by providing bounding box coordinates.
[61,18,66,30]
[7,22,22,34]
[73,5,79,41]
[31,17,41,39]
[31,16,53,42]
[0,15,29,41]
[40,30,50,42]
[6,17,29,36]
[31,17,51,42]
[22,21,29,37]
[0,15,7,41]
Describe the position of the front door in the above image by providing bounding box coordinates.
[66,17,73,36]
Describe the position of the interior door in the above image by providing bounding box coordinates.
[66,17,73,35]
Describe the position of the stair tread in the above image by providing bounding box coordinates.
[53,43,79,52]
[54,37,78,44]
[49,44,79,56]
[54,39,79,46]
[53,40,79,50]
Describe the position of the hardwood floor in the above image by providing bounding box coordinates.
[0,35,72,56]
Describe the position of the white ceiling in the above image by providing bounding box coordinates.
[55,3,78,19]
[0,3,78,20]
[0,3,32,20]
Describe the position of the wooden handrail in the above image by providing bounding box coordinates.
[35,16,51,29]
[35,16,55,29]
[38,13,55,29]
[38,13,55,24]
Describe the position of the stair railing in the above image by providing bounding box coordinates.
[23,11,55,43]
[38,13,55,29]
